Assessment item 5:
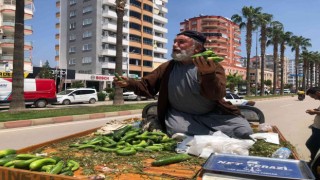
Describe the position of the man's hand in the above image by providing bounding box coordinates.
[306,109,319,115]
[193,56,217,75]
[113,76,129,88]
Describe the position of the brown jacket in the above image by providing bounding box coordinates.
[126,60,241,131]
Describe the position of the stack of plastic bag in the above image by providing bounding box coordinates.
[175,131,255,159]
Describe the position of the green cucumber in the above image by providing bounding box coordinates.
[113,125,132,141]
[29,158,56,171]
[0,154,17,166]
[16,154,39,160]
[114,73,123,80]
[49,160,64,174]
[68,160,79,171]
[116,147,136,156]
[14,157,42,169]
[0,149,16,158]
[151,154,191,166]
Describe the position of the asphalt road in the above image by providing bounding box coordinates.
[255,95,318,161]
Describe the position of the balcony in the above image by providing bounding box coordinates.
[1,22,33,35]
[153,24,167,33]
[1,3,34,20]
[101,36,129,45]
[153,35,168,43]
[0,39,32,50]
[153,47,167,54]
[153,14,168,24]
[102,23,129,33]
[56,0,60,8]
[202,22,228,30]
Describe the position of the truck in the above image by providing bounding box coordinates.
[0,78,57,108]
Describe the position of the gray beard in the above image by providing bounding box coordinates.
[171,46,195,61]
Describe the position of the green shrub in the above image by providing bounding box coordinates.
[108,92,115,100]
[97,92,107,101]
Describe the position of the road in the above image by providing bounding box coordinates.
[255,95,317,161]
[0,96,316,161]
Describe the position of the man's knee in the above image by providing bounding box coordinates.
[233,126,253,139]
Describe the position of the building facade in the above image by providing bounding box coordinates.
[287,59,303,88]
[0,0,34,76]
[179,15,246,79]
[56,0,168,90]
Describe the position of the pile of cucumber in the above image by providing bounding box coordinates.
[0,149,79,176]
[69,125,177,156]
[191,49,224,62]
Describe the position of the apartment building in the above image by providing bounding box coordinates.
[287,59,303,87]
[0,0,34,77]
[56,0,168,90]
[180,15,246,79]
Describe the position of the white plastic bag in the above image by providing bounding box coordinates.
[186,131,255,158]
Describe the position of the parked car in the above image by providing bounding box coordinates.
[283,89,291,94]
[224,93,255,106]
[0,78,57,108]
[123,90,158,101]
[55,88,98,105]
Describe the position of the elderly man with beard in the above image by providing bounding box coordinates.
[114,30,253,139]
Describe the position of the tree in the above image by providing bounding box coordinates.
[226,72,243,93]
[289,36,311,92]
[279,31,293,95]
[266,21,283,94]
[113,0,126,105]
[231,6,262,96]
[38,60,54,79]
[9,0,25,112]
[256,13,273,96]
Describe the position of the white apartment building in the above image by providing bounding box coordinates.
[0,0,34,77]
[55,0,168,90]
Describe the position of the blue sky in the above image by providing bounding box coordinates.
[28,0,320,67]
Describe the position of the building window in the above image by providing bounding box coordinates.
[83,5,93,14]
[129,34,141,43]
[69,34,76,41]
[143,4,153,12]
[129,58,141,66]
[70,0,77,5]
[83,18,93,26]
[143,15,153,23]
[143,60,153,67]
[69,58,76,65]
[69,22,76,30]
[82,44,92,51]
[143,49,153,56]
[143,38,153,45]
[130,0,141,8]
[83,31,92,38]
[70,10,76,18]
[82,57,92,64]
[69,46,76,53]
[129,47,141,54]
[129,22,141,31]
[143,26,152,34]
[129,11,141,19]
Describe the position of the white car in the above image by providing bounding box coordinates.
[224,93,255,106]
[55,88,98,105]
[123,91,147,101]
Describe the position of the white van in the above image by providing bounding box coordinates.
[55,88,98,105]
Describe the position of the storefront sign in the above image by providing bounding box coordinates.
[0,72,29,78]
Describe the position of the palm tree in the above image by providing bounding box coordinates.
[232,6,262,96]
[279,31,293,95]
[255,13,273,96]
[266,21,283,94]
[9,0,25,112]
[113,0,126,105]
[226,72,243,93]
[289,36,311,92]
[300,51,312,90]
[312,51,320,86]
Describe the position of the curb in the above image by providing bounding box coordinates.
[0,109,143,130]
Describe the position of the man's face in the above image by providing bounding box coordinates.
[171,35,197,61]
